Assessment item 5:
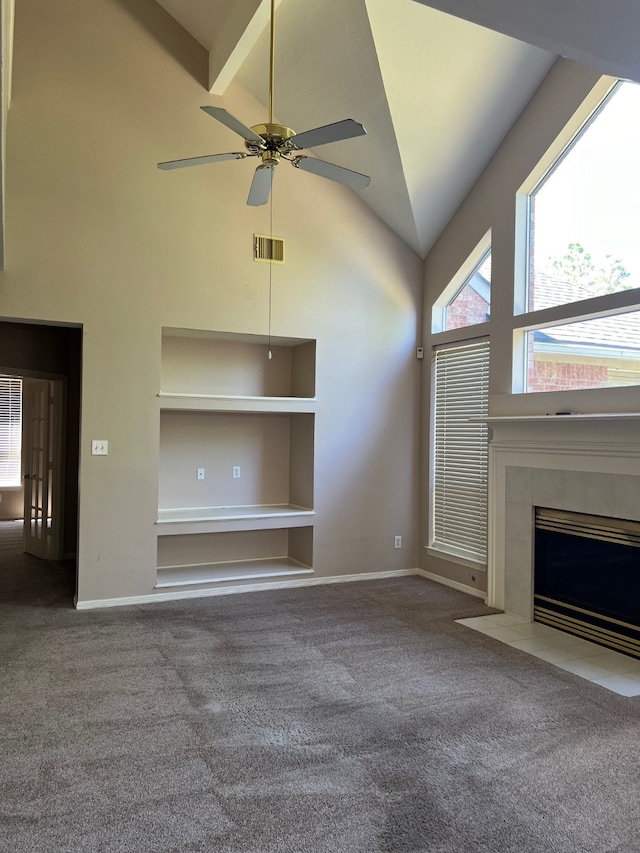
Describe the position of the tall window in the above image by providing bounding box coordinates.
[432,340,489,564]
[0,376,22,488]
[516,80,640,393]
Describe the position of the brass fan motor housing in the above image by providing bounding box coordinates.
[248,123,296,154]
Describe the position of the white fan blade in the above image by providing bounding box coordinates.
[292,156,370,190]
[247,164,274,206]
[200,106,265,145]
[157,152,248,170]
[290,119,366,150]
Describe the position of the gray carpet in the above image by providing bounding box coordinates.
[1,520,639,853]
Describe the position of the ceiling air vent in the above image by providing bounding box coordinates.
[254,234,285,264]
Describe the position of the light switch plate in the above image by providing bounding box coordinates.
[91,440,109,456]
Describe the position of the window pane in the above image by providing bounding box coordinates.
[0,376,23,487]
[525,310,640,392]
[528,81,640,313]
[443,251,491,331]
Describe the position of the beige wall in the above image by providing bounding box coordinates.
[159,411,294,510]
[421,58,640,593]
[2,0,422,603]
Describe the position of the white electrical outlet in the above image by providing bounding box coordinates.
[91,440,108,456]
[197,468,205,480]
[394,535,402,549]
[232,466,241,479]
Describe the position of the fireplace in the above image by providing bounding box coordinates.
[485,414,640,630]
[534,507,640,658]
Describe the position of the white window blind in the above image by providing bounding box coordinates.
[432,340,489,563]
[0,376,23,488]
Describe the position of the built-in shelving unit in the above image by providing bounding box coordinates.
[156,328,317,591]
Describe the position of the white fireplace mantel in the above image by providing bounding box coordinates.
[486,414,640,616]
[483,414,640,421]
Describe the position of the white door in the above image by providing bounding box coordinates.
[23,379,64,560]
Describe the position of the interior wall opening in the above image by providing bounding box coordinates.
[0,319,82,606]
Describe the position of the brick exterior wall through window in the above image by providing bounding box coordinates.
[527,359,610,392]
[446,284,489,330]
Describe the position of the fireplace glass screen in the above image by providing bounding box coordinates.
[534,507,640,659]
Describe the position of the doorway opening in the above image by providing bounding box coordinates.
[0,320,82,606]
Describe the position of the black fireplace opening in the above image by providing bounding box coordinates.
[534,507,640,659]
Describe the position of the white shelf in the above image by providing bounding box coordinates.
[158,392,317,414]
[156,504,315,535]
[155,557,313,588]
[157,504,314,524]
[156,515,314,536]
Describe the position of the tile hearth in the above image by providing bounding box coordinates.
[457,613,640,697]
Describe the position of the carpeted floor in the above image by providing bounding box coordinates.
[1,520,639,852]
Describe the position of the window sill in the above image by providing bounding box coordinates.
[425,546,487,573]
[0,485,24,492]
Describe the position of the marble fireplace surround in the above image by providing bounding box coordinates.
[486,414,640,618]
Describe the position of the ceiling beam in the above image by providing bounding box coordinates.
[209,0,283,96]
[412,0,640,83]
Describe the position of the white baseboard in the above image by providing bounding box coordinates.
[74,568,420,610]
[417,569,487,601]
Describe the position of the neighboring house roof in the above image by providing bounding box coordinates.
[531,272,640,357]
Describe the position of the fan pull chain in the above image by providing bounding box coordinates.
[267,174,274,360]
[266,0,275,359]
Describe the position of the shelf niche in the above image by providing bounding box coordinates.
[161,328,316,399]
[158,410,314,519]
[156,526,313,588]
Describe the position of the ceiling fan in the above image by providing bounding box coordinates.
[157,0,370,206]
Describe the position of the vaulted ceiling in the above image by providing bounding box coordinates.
[3,0,640,266]
[155,0,556,257]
